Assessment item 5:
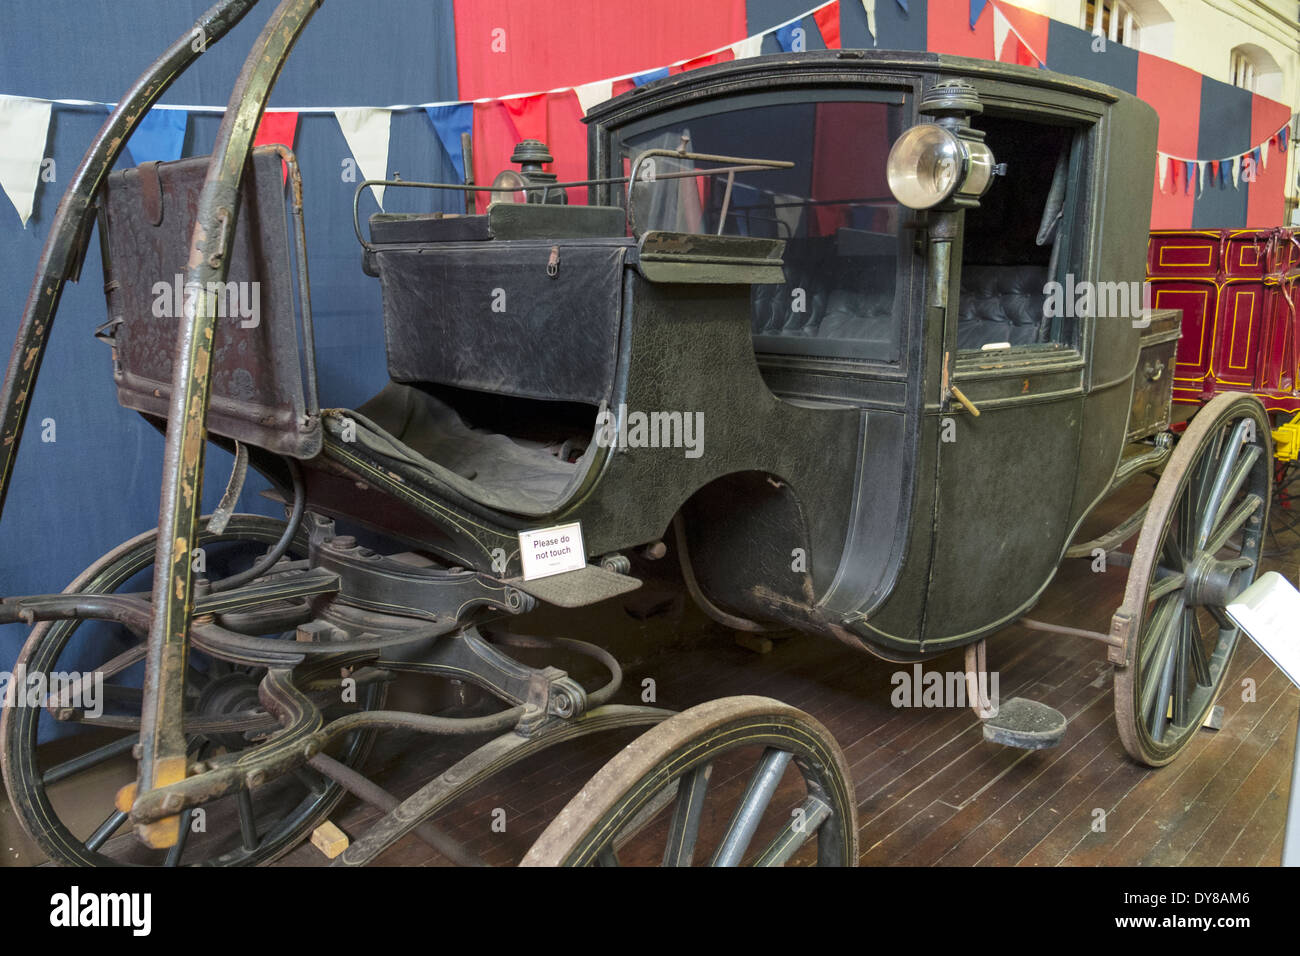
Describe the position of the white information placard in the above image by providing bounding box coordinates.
[1226,572,1300,690]
[518,522,586,582]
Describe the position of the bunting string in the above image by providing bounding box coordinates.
[0,0,1295,225]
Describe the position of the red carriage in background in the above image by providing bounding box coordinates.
[1148,226,1300,549]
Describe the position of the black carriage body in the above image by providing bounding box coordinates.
[577,52,1159,658]
[93,52,1159,662]
[329,52,1156,659]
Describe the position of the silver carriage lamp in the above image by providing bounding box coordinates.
[886,79,1000,211]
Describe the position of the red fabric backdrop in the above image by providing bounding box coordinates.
[454,0,746,207]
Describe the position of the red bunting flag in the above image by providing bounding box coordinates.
[672,49,736,74]
[253,111,299,183]
[813,1,842,50]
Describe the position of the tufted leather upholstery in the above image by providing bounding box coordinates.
[957,265,1049,350]
[751,256,895,343]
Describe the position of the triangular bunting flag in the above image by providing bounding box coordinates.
[127,108,187,166]
[896,0,907,11]
[1230,155,1240,189]
[1278,123,1289,154]
[675,50,735,74]
[813,2,842,49]
[0,94,51,227]
[503,93,548,144]
[1184,161,1194,196]
[253,111,299,184]
[1261,137,1270,169]
[335,107,392,209]
[573,79,614,116]
[632,67,670,87]
[1209,159,1218,184]
[993,5,1011,61]
[254,111,298,150]
[1157,152,1167,191]
[970,0,988,28]
[776,21,803,52]
[863,0,879,47]
[730,34,764,59]
[1171,159,1180,192]
[425,104,473,181]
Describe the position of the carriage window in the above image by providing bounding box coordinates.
[611,96,909,363]
[957,116,1080,355]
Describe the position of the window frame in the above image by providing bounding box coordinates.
[951,96,1101,380]
[601,82,922,373]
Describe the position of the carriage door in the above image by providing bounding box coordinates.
[923,108,1092,643]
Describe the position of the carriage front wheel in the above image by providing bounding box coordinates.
[1113,393,1272,767]
[521,696,857,866]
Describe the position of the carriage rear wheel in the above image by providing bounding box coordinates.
[520,696,856,866]
[1113,394,1271,767]
[0,514,385,866]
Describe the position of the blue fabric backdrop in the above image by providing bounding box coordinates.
[0,0,460,683]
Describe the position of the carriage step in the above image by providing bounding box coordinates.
[981,698,1067,750]
[508,564,641,608]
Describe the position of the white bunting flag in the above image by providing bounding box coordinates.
[574,79,614,116]
[730,34,764,60]
[1230,155,1240,189]
[993,5,1012,62]
[1197,161,1205,196]
[335,107,392,210]
[862,0,878,46]
[1157,152,1167,191]
[1261,137,1269,169]
[0,94,52,227]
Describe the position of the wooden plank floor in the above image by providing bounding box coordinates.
[277,480,1300,868]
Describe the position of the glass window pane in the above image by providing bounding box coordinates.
[612,97,908,363]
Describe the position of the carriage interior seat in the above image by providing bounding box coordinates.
[749,232,900,358]
[327,382,593,516]
[956,264,1050,350]
[954,116,1070,352]
[325,202,637,516]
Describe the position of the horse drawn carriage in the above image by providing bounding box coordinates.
[0,0,1274,866]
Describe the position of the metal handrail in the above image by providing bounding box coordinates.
[351,149,793,249]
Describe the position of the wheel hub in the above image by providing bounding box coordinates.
[196,672,263,751]
[1184,552,1253,608]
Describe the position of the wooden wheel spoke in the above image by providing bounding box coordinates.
[594,846,620,867]
[84,809,128,853]
[1161,530,1186,571]
[1139,596,1182,677]
[1190,430,1224,523]
[1187,611,1213,687]
[1140,598,1183,733]
[1172,610,1192,727]
[164,808,194,867]
[42,734,137,786]
[662,764,711,867]
[1195,420,1251,550]
[1205,493,1263,556]
[753,795,831,866]
[1147,626,1179,742]
[1147,569,1186,603]
[709,748,793,867]
[1208,604,1236,630]
[1208,445,1262,540]
[237,787,259,852]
